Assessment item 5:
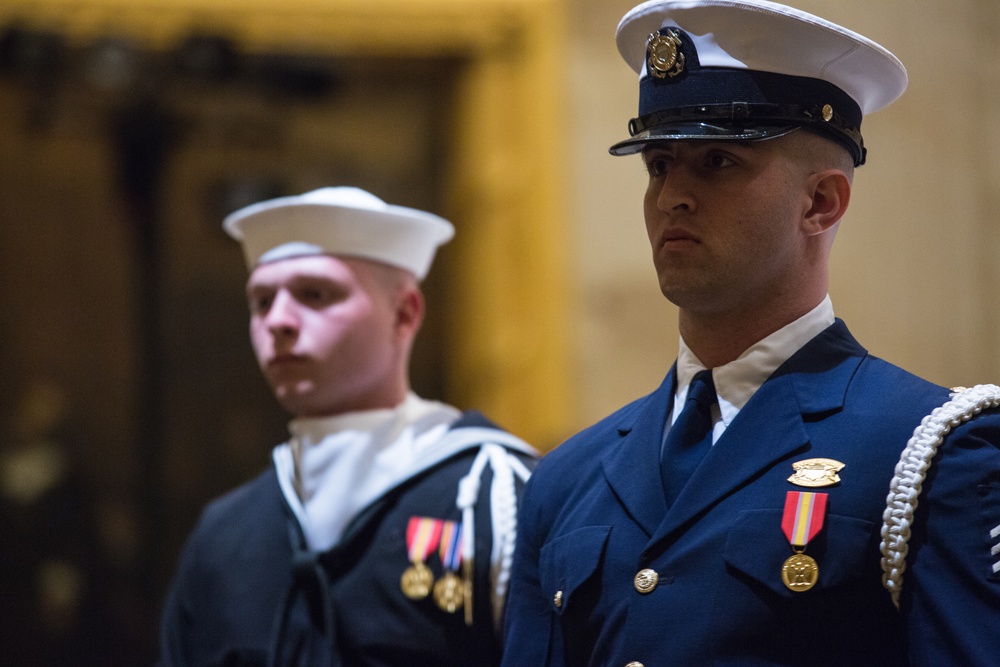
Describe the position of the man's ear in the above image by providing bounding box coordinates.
[803,169,851,236]
[394,287,424,341]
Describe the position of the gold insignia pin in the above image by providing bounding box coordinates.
[788,458,844,488]
[646,29,685,79]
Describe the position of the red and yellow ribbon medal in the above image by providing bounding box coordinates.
[780,491,828,592]
[401,517,443,600]
[433,521,465,613]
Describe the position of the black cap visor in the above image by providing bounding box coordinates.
[609,103,865,165]
[608,120,799,156]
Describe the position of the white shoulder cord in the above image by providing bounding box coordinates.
[880,383,1000,608]
[455,443,533,630]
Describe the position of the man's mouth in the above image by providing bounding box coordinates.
[659,228,700,248]
[270,353,305,366]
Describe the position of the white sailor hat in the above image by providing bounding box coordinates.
[222,186,455,280]
[609,0,908,166]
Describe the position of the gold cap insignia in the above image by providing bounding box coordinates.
[646,29,685,79]
[788,458,844,488]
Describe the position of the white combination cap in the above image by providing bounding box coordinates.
[609,0,908,166]
[223,187,455,280]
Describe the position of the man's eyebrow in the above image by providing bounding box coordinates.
[641,147,673,158]
[245,279,275,292]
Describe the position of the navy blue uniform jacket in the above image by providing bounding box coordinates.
[503,321,1000,666]
[159,413,534,667]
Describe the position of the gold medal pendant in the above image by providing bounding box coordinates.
[433,571,465,613]
[402,517,445,600]
[781,552,819,592]
[400,561,434,600]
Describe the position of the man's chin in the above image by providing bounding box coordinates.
[271,381,318,415]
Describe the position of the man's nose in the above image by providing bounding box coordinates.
[654,168,696,213]
[265,291,299,335]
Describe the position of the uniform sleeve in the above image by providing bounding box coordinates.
[156,529,201,667]
[501,471,562,667]
[155,493,279,667]
[901,416,1000,665]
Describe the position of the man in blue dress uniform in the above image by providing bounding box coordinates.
[502,1,1000,665]
[158,187,536,666]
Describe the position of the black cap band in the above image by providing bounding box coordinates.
[622,100,865,165]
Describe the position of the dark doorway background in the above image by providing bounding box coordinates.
[0,28,461,663]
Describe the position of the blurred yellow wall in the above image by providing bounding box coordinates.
[3,0,1000,446]
[567,0,1000,433]
[2,1,999,659]
[0,0,574,448]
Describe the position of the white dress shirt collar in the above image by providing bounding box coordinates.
[674,295,836,430]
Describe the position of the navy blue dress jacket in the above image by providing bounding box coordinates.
[502,321,1000,666]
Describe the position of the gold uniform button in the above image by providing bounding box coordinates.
[625,662,645,667]
[553,590,564,608]
[633,568,659,594]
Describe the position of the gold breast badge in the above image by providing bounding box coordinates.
[788,458,844,488]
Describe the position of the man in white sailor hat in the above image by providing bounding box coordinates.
[503,2,1000,666]
[157,187,536,666]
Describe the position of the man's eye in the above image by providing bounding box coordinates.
[645,158,669,177]
[249,296,273,313]
[706,152,736,169]
[299,286,341,306]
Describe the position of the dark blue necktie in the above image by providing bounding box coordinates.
[661,369,716,507]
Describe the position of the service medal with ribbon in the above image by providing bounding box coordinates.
[780,491,828,592]
[433,520,465,613]
[401,516,443,600]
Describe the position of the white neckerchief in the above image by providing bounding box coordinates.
[273,393,461,552]
[670,295,836,445]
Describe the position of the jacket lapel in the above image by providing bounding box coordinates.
[600,368,676,537]
[647,372,810,545]
[647,320,867,547]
